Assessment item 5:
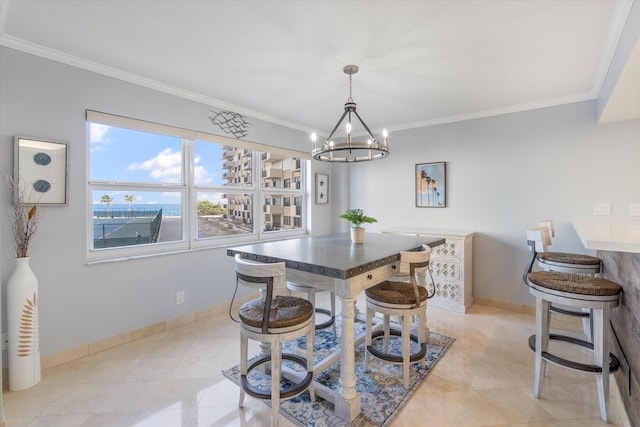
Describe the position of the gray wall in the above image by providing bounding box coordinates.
[349,102,640,306]
[1,45,640,362]
[0,46,334,359]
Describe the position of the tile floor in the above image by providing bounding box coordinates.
[1,298,627,427]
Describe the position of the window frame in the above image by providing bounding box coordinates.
[86,111,309,262]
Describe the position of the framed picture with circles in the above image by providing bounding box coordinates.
[14,136,68,206]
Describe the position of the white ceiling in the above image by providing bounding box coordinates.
[0,0,636,135]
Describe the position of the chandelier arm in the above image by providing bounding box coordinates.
[352,110,378,142]
[325,110,349,142]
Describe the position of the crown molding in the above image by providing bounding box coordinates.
[0,34,311,134]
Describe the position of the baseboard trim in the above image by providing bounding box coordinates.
[473,296,535,315]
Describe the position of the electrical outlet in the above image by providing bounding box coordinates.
[593,202,611,216]
[629,203,640,216]
[176,291,185,305]
[2,333,8,351]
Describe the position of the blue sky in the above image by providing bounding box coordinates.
[90,124,226,205]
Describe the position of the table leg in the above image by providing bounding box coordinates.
[335,296,361,421]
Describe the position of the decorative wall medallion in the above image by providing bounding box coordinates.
[33,152,52,166]
[208,110,250,138]
[33,179,51,193]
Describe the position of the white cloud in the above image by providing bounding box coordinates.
[128,148,182,182]
[90,123,111,142]
[194,155,213,184]
[89,123,112,152]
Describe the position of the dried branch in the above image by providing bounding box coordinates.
[7,176,42,258]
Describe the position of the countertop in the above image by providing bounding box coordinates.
[227,232,445,279]
[381,227,475,238]
[571,218,640,253]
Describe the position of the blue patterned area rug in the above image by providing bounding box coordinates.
[222,319,454,427]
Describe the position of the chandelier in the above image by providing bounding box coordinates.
[311,65,389,162]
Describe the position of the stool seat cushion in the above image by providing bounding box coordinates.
[240,296,313,329]
[528,271,621,296]
[366,280,428,305]
[538,252,601,266]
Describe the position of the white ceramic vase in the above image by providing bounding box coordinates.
[7,257,41,391]
[350,227,365,244]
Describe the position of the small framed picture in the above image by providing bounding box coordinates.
[416,162,446,207]
[14,136,69,205]
[315,173,329,204]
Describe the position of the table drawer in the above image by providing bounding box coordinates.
[347,261,399,292]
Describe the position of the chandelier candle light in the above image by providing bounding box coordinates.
[312,65,389,162]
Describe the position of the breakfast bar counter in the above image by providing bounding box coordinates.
[572,219,640,425]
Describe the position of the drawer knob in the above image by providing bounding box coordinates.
[367,274,373,280]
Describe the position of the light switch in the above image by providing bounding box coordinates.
[593,202,611,216]
[629,203,640,216]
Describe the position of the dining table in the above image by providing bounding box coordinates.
[227,232,445,421]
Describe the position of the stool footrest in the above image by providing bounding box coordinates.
[367,329,427,364]
[241,354,314,400]
[549,305,590,318]
[528,334,620,373]
[314,307,335,331]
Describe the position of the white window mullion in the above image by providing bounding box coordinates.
[184,138,196,247]
[254,150,265,239]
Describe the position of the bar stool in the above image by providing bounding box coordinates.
[524,229,621,422]
[534,221,602,340]
[536,220,602,275]
[364,246,431,389]
[286,278,337,336]
[234,254,315,427]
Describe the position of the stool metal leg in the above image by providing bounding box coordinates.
[306,326,316,402]
[418,311,427,371]
[383,314,391,353]
[402,313,410,389]
[239,330,248,408]
[534,295,550,397]
[364,307,374,372]
[593,305,610,422]
[271,340,281,427]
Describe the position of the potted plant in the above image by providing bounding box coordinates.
[339,208,377,243]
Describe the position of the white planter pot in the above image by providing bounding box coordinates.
[7,257,41,391]
[350,227,365,244]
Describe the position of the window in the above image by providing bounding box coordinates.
[87,111,307,260]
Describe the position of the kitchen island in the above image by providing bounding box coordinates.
[572,218,640,425]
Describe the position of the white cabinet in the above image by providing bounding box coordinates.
[382,227,474,313]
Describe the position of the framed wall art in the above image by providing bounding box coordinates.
[416,162,446,207]
[14,136,69,206]
[315,173,329,204]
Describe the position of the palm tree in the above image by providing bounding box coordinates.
[124,194,137,217]
[431,180,437,206]
[425,175,432,205]
[100,194,114,217]
[419,170,427,205]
